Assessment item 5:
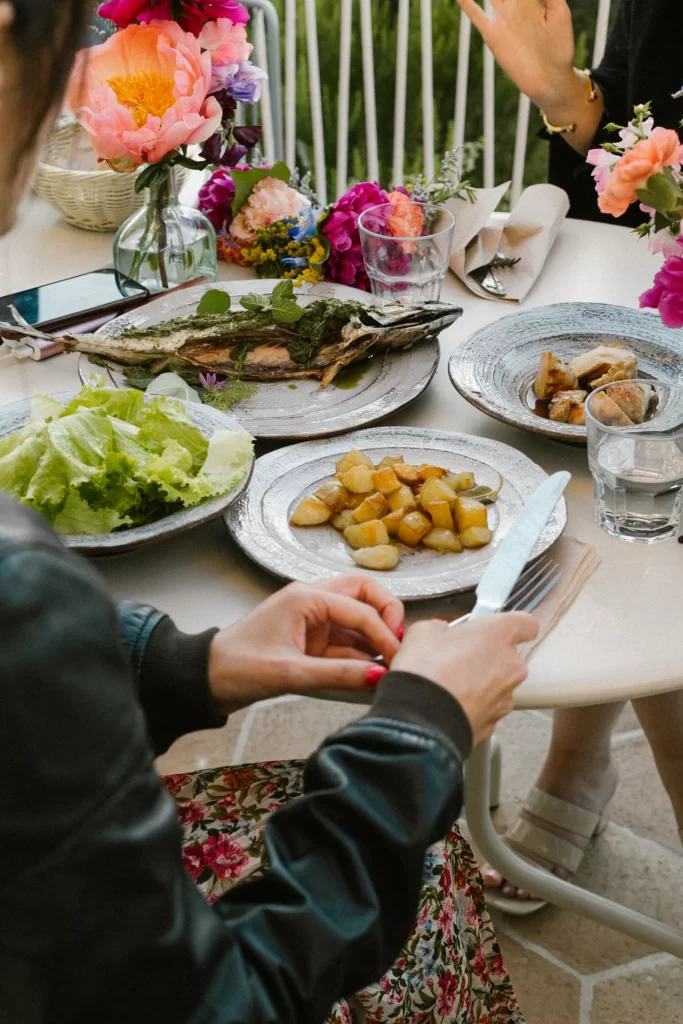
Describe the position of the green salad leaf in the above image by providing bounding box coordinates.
[0,383,254,536]
[196,289,231,315]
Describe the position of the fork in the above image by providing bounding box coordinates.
[471,250,522,298]
[449,554,562,627]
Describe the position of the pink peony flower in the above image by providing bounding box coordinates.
[198,166,236,231]
[640,249,683,328]
[230,177,307,244]
[321,181,389,290]
[98,0,250,36]
[69,22,222,168]
[199,17,252,65]
[586,147,618,195]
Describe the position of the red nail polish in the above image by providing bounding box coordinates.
[366,665,388,688]
[396,622,405,641]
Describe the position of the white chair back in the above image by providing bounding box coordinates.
[243,0,614,207]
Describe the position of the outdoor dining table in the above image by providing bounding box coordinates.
[2,195,682,957]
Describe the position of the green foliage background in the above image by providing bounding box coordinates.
[270,0,604,197]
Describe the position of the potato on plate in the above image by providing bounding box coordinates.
[375,455,404,469]
[372,466,402,495]
[460,526,492,548]
[418,464,446,480]
[453,496,488,532]
[331,509,356,531]
[393,463,422,485]
[420,476,457,506]
[344,520,390,549]
[344,492,367,509]
[352,545,401,571]
[422,527,463,553]
[397,510,432,547]
[387,485,418,512]
[423,501,454,530]
[445,471,475,492]
[352,492,390,523]
[340,464,375,493]
[382,508,408,535]
[290,497,332,526]
[315,479,349,512]
[336,449,373,474]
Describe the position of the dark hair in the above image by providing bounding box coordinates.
[11,0,93,158]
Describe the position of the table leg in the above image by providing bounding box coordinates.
[465,739,683,958]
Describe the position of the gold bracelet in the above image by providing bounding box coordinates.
[541,69,600,134]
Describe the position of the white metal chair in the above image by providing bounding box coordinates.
[244,0,614,206]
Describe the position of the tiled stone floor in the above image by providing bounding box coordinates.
[157,699,683,1024]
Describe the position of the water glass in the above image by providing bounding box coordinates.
[358,202,455,303]
[586,381,683,544]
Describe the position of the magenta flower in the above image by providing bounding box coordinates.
[199,370,228,389]
[321,181,389,290]
[198,168,236,232]
[98,0,249,36]
[640,249,683,328]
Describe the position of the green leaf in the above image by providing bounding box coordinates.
[196,289,231,315]
[270,278,295,302]
[230,161,292,216]
[240,292,271,312]
[271,299,304,324]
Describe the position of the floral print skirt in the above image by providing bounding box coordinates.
[163,760,525,1024]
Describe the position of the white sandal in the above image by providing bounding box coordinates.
[485,787,611,917]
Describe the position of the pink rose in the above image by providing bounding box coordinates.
[321,181,389,290]
[640,250,683,328]
[201,835,249,879]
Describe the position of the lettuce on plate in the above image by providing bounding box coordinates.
[0,383,253,535]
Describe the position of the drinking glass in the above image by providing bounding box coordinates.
[358,202,455,303]
[586,380,683,543]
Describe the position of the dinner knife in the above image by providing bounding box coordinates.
[451,470,571,625]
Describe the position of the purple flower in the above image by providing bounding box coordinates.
[640,248,683,328]
[209,62,239,95]
[320,181,389,290]
[199,372,227,390]
[198,168,236,233]
[226,61,268,105]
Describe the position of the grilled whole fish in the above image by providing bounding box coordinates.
[0,298,463,388]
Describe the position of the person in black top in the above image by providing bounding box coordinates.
[458,0,683,914]
[457,0,683,224]
[0,2,539,1020]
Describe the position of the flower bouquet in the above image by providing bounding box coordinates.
[199,149,475,290]
[587,98,683,327]
[70,0,266,290]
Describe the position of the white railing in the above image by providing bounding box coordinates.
[244,0,613,204]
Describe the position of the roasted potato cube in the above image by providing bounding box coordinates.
[344,492,367,509]
[422,528,464,553]
[331,509,356,531]
[315,478,349,512]
[375,455,404,469]
[372,466,402,495]
[352,492,390,523]
[393,463,422,485]
[420,476,457,506]
[352,544,401,571]
[336,449,373,474]
[397,510,432,547]
[387,485,418,512]
[424,501,454,530]
[290,496,332,526]
[382,508,408,535]
[418,464,446,480]
[340,464,375,493]
[445,471,476,492]
[344,520,390,549]
[460,526,492,549]
[453,496,488,532]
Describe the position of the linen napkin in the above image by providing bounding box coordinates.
[446,183,570,304]
[449,537,600,659]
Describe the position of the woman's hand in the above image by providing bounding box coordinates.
[208,576,404,714]
[391,614,538,746]
[456,0,576,112]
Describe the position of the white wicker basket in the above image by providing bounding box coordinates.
[33,120,188,233]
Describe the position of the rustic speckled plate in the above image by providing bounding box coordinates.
[224,426,566,600]
[448,303,683,445]
[79,280,443,441]
[0,390,254,555]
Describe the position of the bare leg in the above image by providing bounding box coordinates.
[632,691,683,827]
[483,703,624,900]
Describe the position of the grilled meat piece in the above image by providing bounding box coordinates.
[605,381,651,424]
[533,352,579,400]
[569,344,637,389]
[548,389,588,424]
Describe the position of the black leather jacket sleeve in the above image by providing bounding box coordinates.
[0,498,471,1024]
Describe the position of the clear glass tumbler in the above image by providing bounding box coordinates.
[358,202,455,303]
[586,380,683,543]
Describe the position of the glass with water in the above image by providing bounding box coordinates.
[586,381,683,543]
[358,202,455,303]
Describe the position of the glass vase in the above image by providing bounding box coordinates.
[114,168,217,293]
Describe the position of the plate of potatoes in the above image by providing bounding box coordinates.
[225,427,567,600]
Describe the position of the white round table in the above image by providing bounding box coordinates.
[1,196,681,954]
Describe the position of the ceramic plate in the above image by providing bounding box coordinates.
[224,426,566,600]
[79,280,441,441]
[0,390,254,555]
[448,303,683,445]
